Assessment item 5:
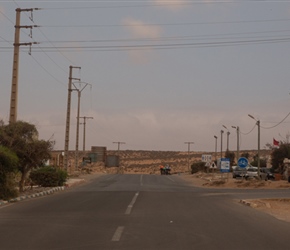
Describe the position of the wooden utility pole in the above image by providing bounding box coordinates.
[9,8,38,123]
[64,66,81,171]
[80,116,93,151]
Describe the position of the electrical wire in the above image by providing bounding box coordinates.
[0,8,15,25]
[29,54,67,87]
[36,27,76,66]
[260,112,290,129]
[2,36,288,52]
[240,123,256,136]
[40,1,290,11]
[41,18,290,28]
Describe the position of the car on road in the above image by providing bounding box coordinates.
[260,167,275,181]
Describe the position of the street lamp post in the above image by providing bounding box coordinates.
[220,130,224,159]
[248,114,260,179]
[232,126,240,161]
[214,135,218,161]
[222,125,230,152]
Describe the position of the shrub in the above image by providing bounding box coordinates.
[191,162,206,174]
[30,166,68,187]
[0,173,19,200]
[0,146,19,200]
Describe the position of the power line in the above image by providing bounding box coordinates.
[240,123,257,136]
[36,27,76,66]
[260,112,290,129]
[41,18,290,28]
[40,1,290,11]
[2,36,288,52]
[29,54,67,87]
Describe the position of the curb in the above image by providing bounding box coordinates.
[239,199,257,208]
[0,186,65,206]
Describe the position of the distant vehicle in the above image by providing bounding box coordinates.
[232,167,247,178]
[245,167,258,180]
[260,167,275,181]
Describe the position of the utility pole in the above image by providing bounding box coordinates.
[248,114,261,179]
[184,142,194,172]
[220,130,224,159]
[64,66,81,171]
[232,126,240,160]
[214,136,218,161]
[222,125,230,152]
[74,82,91,171]
[113,142,126,152]
[9,8,38,123]
[80,116,93,151]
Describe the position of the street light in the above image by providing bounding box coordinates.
[214,136,218,161]
[248,114,260,179]
[220,130,224,158]
[222,125,230,152]
[232,126,240,161]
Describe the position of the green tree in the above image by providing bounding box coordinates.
[225,150,235,168]
[0,121,54,192]
[241,152,250,159]
[250,154,267,168]
[0,146,19,200]
[271,143,290,172]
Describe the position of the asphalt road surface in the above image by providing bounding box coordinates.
[1,174,290,250]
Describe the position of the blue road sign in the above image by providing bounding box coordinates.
[237,157,248,168]
[220,158,230,173]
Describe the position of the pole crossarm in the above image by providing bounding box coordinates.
[113,142,126,151]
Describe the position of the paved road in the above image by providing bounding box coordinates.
[0,174,290,250]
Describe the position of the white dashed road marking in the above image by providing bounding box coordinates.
[112,226,124,242]
[125,192,139,215]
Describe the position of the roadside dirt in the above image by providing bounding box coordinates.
[180,172,290,223]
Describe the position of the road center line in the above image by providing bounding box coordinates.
[125,192,139,215]
[167,176,175,182]
[111,226,124,242]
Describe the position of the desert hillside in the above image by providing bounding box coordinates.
[51,149,271,175]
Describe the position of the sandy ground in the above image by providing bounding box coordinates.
[180,172,290,222]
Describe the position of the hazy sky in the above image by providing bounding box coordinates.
[1,0,290,152]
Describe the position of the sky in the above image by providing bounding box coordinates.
[1,0,290,153]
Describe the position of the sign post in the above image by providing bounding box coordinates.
[220,158,230,181]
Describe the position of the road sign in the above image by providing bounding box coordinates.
[202,154,212,163]
[220,158,230,173]
[237,157,248,168]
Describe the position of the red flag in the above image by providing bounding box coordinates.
[273,138,279,147]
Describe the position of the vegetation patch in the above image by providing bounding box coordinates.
[30,166,68,187]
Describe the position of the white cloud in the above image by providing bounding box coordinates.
[153,0,187,11]
[122,18,162,39]
[122,18,162,63]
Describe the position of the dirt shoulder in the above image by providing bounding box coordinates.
[179,172,290,223]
